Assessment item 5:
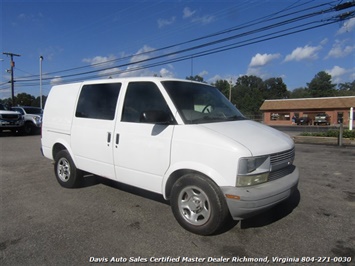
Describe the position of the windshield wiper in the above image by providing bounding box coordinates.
[190,116,223,123]
[225,115,247,121]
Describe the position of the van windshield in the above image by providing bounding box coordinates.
[162,81,246,124]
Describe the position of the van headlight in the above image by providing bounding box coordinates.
[237,156,270,187]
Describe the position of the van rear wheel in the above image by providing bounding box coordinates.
[54,150,83,188]
[170,173,230,235]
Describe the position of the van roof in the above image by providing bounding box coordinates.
[50,77,213,90]
[84,77,196,82]
[79,77,205,85]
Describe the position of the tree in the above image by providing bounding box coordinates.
[212,79,230,99]
[233,85,263,118]
[186,75,205,82]
[16,93,36,106]
[236,75,264,90]
[233,75,264,118]
[337,81,355,96]
[263,77,289,99]
[289,87,312,98]
[0,93,45,107]
[307,71,337,97]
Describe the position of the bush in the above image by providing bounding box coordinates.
[300,130,355,139]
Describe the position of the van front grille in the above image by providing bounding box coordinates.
[268,147,295,181]
[270,147,295,170]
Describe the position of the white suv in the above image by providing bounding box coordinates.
[41,77,299,235]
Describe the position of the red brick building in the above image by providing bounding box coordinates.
[260,96,355,126]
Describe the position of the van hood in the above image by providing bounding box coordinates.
[200,120,294,156]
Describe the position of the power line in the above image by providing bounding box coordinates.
[15,0,339,80]
[2,0,354,90]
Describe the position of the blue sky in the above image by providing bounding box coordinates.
[1,0,355,99]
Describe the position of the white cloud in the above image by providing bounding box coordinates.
[130,45,154,64]
[320,38,328,46]
[50,76,63,85]
[326,65,354,84]
[192,15,215,25]
[246,67,265,78]
[98,68,121,78]
[326,66,347,77]
[326,39,355,59]
[82,55,116,67]
[249,53,281,67]
[118,45,160,77]
[207,74,240,84]
[183,7,214,25]
[159,68,174,77]
[157,16,176,28]
[183,7,196,19]
[207,74,222,84]
[284,45,322,62]
[337,18,355,34]
[198,70,208,77]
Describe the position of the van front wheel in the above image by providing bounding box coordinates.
[54,150,83,188]
[170,174,230,235]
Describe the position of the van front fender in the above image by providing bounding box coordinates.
[162,161,231,200]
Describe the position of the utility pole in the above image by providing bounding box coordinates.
[40,56,44,109]
[3,52,21,106]
[229,78,233,102]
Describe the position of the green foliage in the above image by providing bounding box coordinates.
[289,87,312,98]
[263,77,290,99]
[0,93,46,108]
[337,81,355,96]
[307,71,337,97]
[212,79,230,99]
[186,75,205,82]
[233,75,265,117]
[236,75,264,89]
[300,130,355,139]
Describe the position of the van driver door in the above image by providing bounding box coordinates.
[113,81,174,194]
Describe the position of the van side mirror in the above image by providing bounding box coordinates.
[140,110,173,124]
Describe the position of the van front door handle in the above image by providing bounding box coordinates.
[107,132,111,143]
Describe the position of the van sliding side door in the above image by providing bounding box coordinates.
[71,83,122,179]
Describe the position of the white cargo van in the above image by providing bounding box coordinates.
[41,77,299,235]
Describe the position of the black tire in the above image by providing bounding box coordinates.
[170,173,230,235]
[54,150,83,188]
[24,122,34,135]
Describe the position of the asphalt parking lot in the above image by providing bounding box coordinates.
[0,134,354,265]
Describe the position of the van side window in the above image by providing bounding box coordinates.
[122,82,170,123]
[76,83,121,120]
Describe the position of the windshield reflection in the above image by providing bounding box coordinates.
[162,81,246,124]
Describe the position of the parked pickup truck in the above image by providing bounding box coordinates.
[0,103,24,133]
[11,106,43,135]
[314,113,330,125]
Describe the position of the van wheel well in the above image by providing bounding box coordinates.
[53,143,67,160]
[165,170,212,200]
